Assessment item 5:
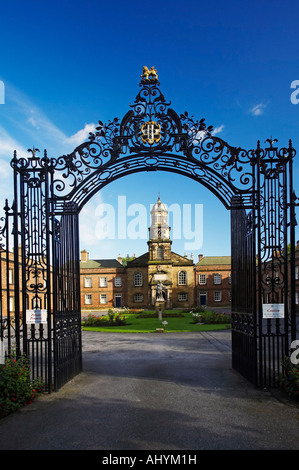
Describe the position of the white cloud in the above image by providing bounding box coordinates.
[249,103,267,116]
[212,124,225,135]
[0,125,27,156]
[3,83,96,156]
[194,124,224,141]
[65,123,96,147]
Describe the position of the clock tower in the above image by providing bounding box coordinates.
[148,196,172,261]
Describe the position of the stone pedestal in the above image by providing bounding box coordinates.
[155,300,165,321]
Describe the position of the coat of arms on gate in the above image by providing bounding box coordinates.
[140,121,161,145]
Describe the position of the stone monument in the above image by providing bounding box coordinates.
[155,280,166,320]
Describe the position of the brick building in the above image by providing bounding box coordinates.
[2,198,299,314]
[125,197,195,309]
[195,255,232,308]
[80,250,126,309]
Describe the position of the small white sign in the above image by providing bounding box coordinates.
[26,309,47,324]
[0,340,5,364]
[154,273,167,281]
[262,303,284,319]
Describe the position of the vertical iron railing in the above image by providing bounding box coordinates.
[52,202,82,391]
[0,200,14,358]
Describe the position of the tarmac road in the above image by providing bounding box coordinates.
[0,329,299,451]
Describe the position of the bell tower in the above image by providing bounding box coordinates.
[148,196,172,261]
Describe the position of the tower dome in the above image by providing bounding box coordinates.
[149,196,170,240]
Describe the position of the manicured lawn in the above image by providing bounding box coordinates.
[82,310,231,333]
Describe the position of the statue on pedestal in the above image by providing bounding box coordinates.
[156,280,166,301]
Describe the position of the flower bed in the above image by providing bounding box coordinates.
[192,311,231,324]
[83,313,127,327]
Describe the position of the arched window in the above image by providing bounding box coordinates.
[157,246,164,260]
[178,270,187,285]
[134,271,143,286]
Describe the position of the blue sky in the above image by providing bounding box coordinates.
[0,0,299,261]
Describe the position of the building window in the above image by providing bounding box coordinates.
[214,291,221,302]
[199,274,206,285]
[296,291,299,305]
[178,292,188,301]
[228,273,231,284]
[134,272,142,286]
[157,246,164,260]
[99,277,107,288]
[9,297,14,311]
[134,293,143,302]
[85,294,92,305]
[296,266,299,280]
[84,277,92,288]
[178,271,187,285]
[214,274,222,285]
[114,277,122,287]
[100,294,107,304]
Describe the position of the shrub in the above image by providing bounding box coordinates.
[183,306,206,313]
[278,357,299,398]
[0,351,44,418]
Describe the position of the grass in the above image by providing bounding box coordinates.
[82,310,231,333]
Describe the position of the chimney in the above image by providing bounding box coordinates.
[198,254,203,262]
[117,254,122,264]
[80,250,89,262]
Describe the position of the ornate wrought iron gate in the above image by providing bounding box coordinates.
[0,68,297,391]
[52,204,82,391]
[231,198,256,384]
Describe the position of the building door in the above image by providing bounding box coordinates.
[199,292,207,306]
[115,295,122,308]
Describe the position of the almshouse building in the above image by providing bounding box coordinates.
[125,197,195,309]
[195,255,232,308]
[80,197,232,311]
[3,198,299,314]
[80,250,126,309]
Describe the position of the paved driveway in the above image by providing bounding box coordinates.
[0,330,299,450]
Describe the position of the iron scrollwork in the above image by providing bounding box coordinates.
[47,68,259,212]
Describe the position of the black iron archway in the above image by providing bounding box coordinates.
[0,67,297,391]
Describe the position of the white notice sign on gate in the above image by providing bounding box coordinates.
[262,304,284,319]
[0,340,5,364]
[26,309,47,324]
